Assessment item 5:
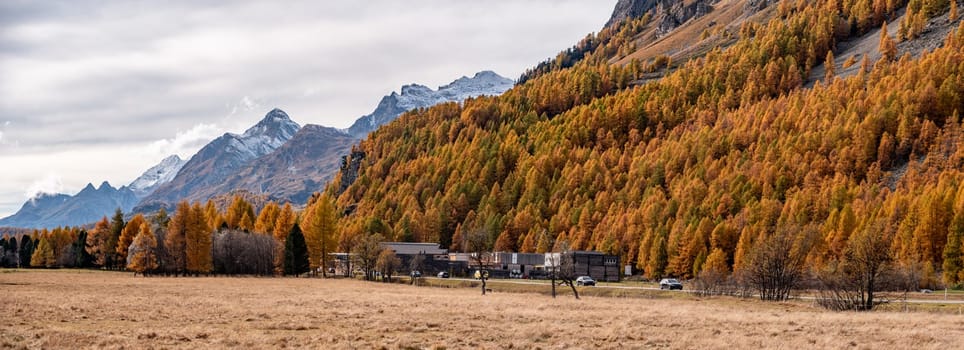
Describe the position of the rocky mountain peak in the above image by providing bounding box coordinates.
[605,0,719,36]
[346,71,513,139]
[242,108,300,140]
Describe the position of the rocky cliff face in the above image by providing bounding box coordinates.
[606,0,719,36]
[336,149,365,196]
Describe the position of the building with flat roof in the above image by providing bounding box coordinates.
[545,250,620,282]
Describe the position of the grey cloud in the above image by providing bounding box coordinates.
[0,0,616,216]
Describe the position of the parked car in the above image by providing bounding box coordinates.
[576,276,596,286]
[659,278,683,290]
[410,270,421,278]
[437,271,449,278]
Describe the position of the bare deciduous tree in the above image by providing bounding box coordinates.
[338,231,358,277]
[409,252,425,285]
[743,225,811,301]
[355,233,383,281]
[212,229,276,276]
[376,248,400,283]
[816,218,899,311]
[463,228,491,295]
[547,240,580,299]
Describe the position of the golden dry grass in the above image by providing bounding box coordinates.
[2,269,964,349]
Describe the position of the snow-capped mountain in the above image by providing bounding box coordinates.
[134,108,301,211]
[210,124,357,205]
[0,182,138,229]
[129,155,186,198]
[346,70,513,138]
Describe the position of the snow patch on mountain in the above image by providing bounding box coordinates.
[129,155,186,198]
[226,108,301,162]
[347,70,514,138]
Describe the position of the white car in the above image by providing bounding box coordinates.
[575,276,596,286]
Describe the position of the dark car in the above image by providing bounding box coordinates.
[659,278,683,290]
[410,270,421,278]
[576,276,596,286]
[437,271,449,278]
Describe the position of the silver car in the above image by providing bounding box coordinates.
[659,278,683,290]
[576,276,596,286]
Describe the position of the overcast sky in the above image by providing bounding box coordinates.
[0,0,617,218]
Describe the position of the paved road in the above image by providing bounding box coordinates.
[435,277,964,305]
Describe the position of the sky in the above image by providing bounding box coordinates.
[0,0,617,218]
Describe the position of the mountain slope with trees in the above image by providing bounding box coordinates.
[328,0,964,290]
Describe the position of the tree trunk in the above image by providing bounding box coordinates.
[551,274,557,298]
[481,277,487,295]
[568,281,580,300]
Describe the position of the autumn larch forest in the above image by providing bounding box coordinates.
[4,0,964,294]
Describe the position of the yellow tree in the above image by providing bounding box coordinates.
[30,236,55,268]
[204,200,223,231]
[127,223,158,274]
[255,201,280,235]
[239,211,255,232]
[226,195,254,230]
[186,202,213,275]
[116,214,146,265]
[879,22,897,61]
[952,0,959,22]
[272,202,296,274]
[273,203,296,241]
[303,194,338,277]
[85,216,111,267]
[166,201,191,275]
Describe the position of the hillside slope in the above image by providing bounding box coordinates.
[329,0,964,287]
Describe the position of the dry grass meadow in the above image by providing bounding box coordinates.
[2,269,964,349]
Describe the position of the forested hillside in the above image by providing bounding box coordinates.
[328,0,964,287]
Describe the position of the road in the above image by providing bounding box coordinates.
[435,277,964,305]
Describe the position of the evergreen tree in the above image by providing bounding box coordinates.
[19,237,34,268]
[3,236,17,267]
[284,223,309,276]
[72,230,93,268]
[107,208,125,269]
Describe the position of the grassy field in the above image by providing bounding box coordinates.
[2,270,964,349]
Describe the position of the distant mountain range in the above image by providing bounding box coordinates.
[0,182,137,229]
[1,71,514,229]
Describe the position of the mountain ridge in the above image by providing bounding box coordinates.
[346,71,513,138]
[0,182,137,229]
[134,108,301,211]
